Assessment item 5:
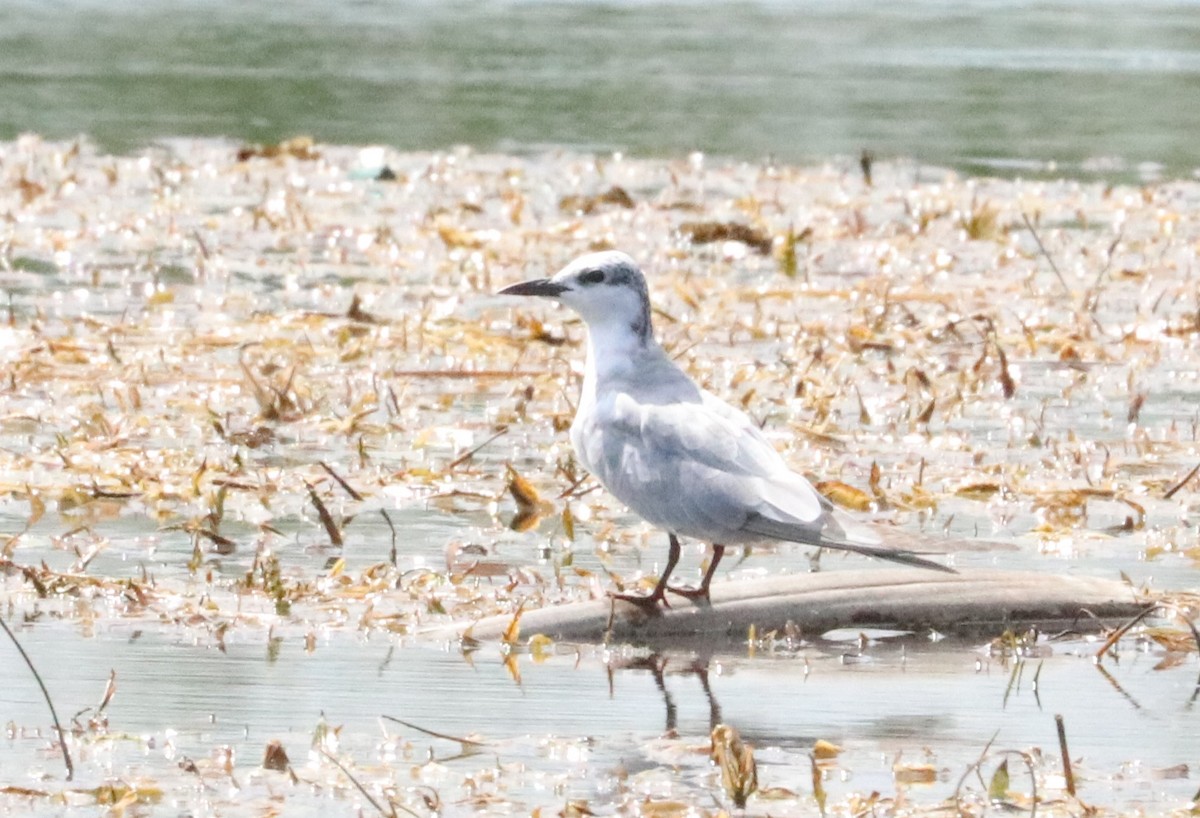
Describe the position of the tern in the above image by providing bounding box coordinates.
[500,251,953,608]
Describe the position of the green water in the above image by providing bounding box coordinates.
[2,0,1200,176]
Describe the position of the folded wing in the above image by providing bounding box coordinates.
[588,389,953,573]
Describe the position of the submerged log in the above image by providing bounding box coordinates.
[442,569,1145,646]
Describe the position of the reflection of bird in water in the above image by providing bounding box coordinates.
[607,653,722,734]
[500,251,953,608]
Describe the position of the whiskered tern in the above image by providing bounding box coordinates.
[500,251,953,608]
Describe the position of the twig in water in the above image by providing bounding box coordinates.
[319,461,363,501]
[0,613,74,780]
[447,427,509,471]
[1094,603,1159,662]
[304,481,344,547]
[1093,662,1143,711]
[1095,601,1200,697]
[859,149,874,187]
[953,746,1039,818]
[1055,714,1076,797]
[966,729,999,791]
[390,369,540,379]
[191,228,211,259]
[1085,224,1124,314]
[1002,659,1024,709]
[557,474,599,500]
[381,715,485,748]
[1021,212,1071,295]
[1164,461,1200,499]
[380,509,397,567]
[316,746,406,818]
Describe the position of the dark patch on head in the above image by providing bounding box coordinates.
[605,259,654,340]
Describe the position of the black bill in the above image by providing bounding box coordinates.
[497,278,568,297]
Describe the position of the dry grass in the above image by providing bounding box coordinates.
[0,135,1198,814]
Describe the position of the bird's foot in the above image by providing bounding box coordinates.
[666,584,711,602]
[609,588,670,611]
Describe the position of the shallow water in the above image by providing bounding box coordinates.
[3,623,1196,815]
[2,0,1200,177]
[2,140,1199,813]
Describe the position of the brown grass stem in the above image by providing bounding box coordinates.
[953,747,1038,817]
[380,509,397,566]
[319,461,364,501]
[1095,601,1200,696]
[381,715,485,748]
[1164,461,1200,500]
[1021,212,1071,296]
[0,613,74,780]
[390,369,542,379]
[1054,714,1076,797]
[447,426,509,471]
[316,746,405,818]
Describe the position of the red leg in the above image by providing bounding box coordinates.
[610,533,681,610]
[667,543,726,601]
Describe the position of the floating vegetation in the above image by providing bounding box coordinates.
[0,135,1198,815]
[710,723,758,808]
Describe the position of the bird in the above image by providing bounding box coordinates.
[499,250,953,608]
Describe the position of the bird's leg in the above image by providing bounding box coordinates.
[610,533,681,609]
[667,543,726,601]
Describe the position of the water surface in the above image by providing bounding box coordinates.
[3,622,1197,815]
[2,1,1200,177]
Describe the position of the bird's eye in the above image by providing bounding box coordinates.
[579,269,605,285]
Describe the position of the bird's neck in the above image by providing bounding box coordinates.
[582,318,663,392]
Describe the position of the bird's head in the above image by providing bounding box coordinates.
[498,250,654,341]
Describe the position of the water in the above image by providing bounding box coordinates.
[3,622,1196,814]
[2,1,1200,177]
[2,132,1199,811]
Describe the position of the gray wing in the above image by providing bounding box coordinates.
[578,388,829,541]
[581,390,955,573]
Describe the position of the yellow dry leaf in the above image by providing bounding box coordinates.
[847,324,874,343]
[961,201,1003,241]
[711,724,757,808]
[505,464,542,513]
[528,633,554,663]
[816,480,872,512]
[561,504,575,541]
[436,223,489,249]
[636,800,693,817]
[680,221,772,254]
[1145,627,1198,653]
[954,482,1001,501]
[756,786,799,800]
[501,601,525,646]
[897,485,938,511]
[812,739,842,760]
[18,177,46,204]
[893,763,938,784]
[510,508,544,532]
[50,343,90,364]
[502,651,522,685]
[672,280,701,311]
[26,490,45,527]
